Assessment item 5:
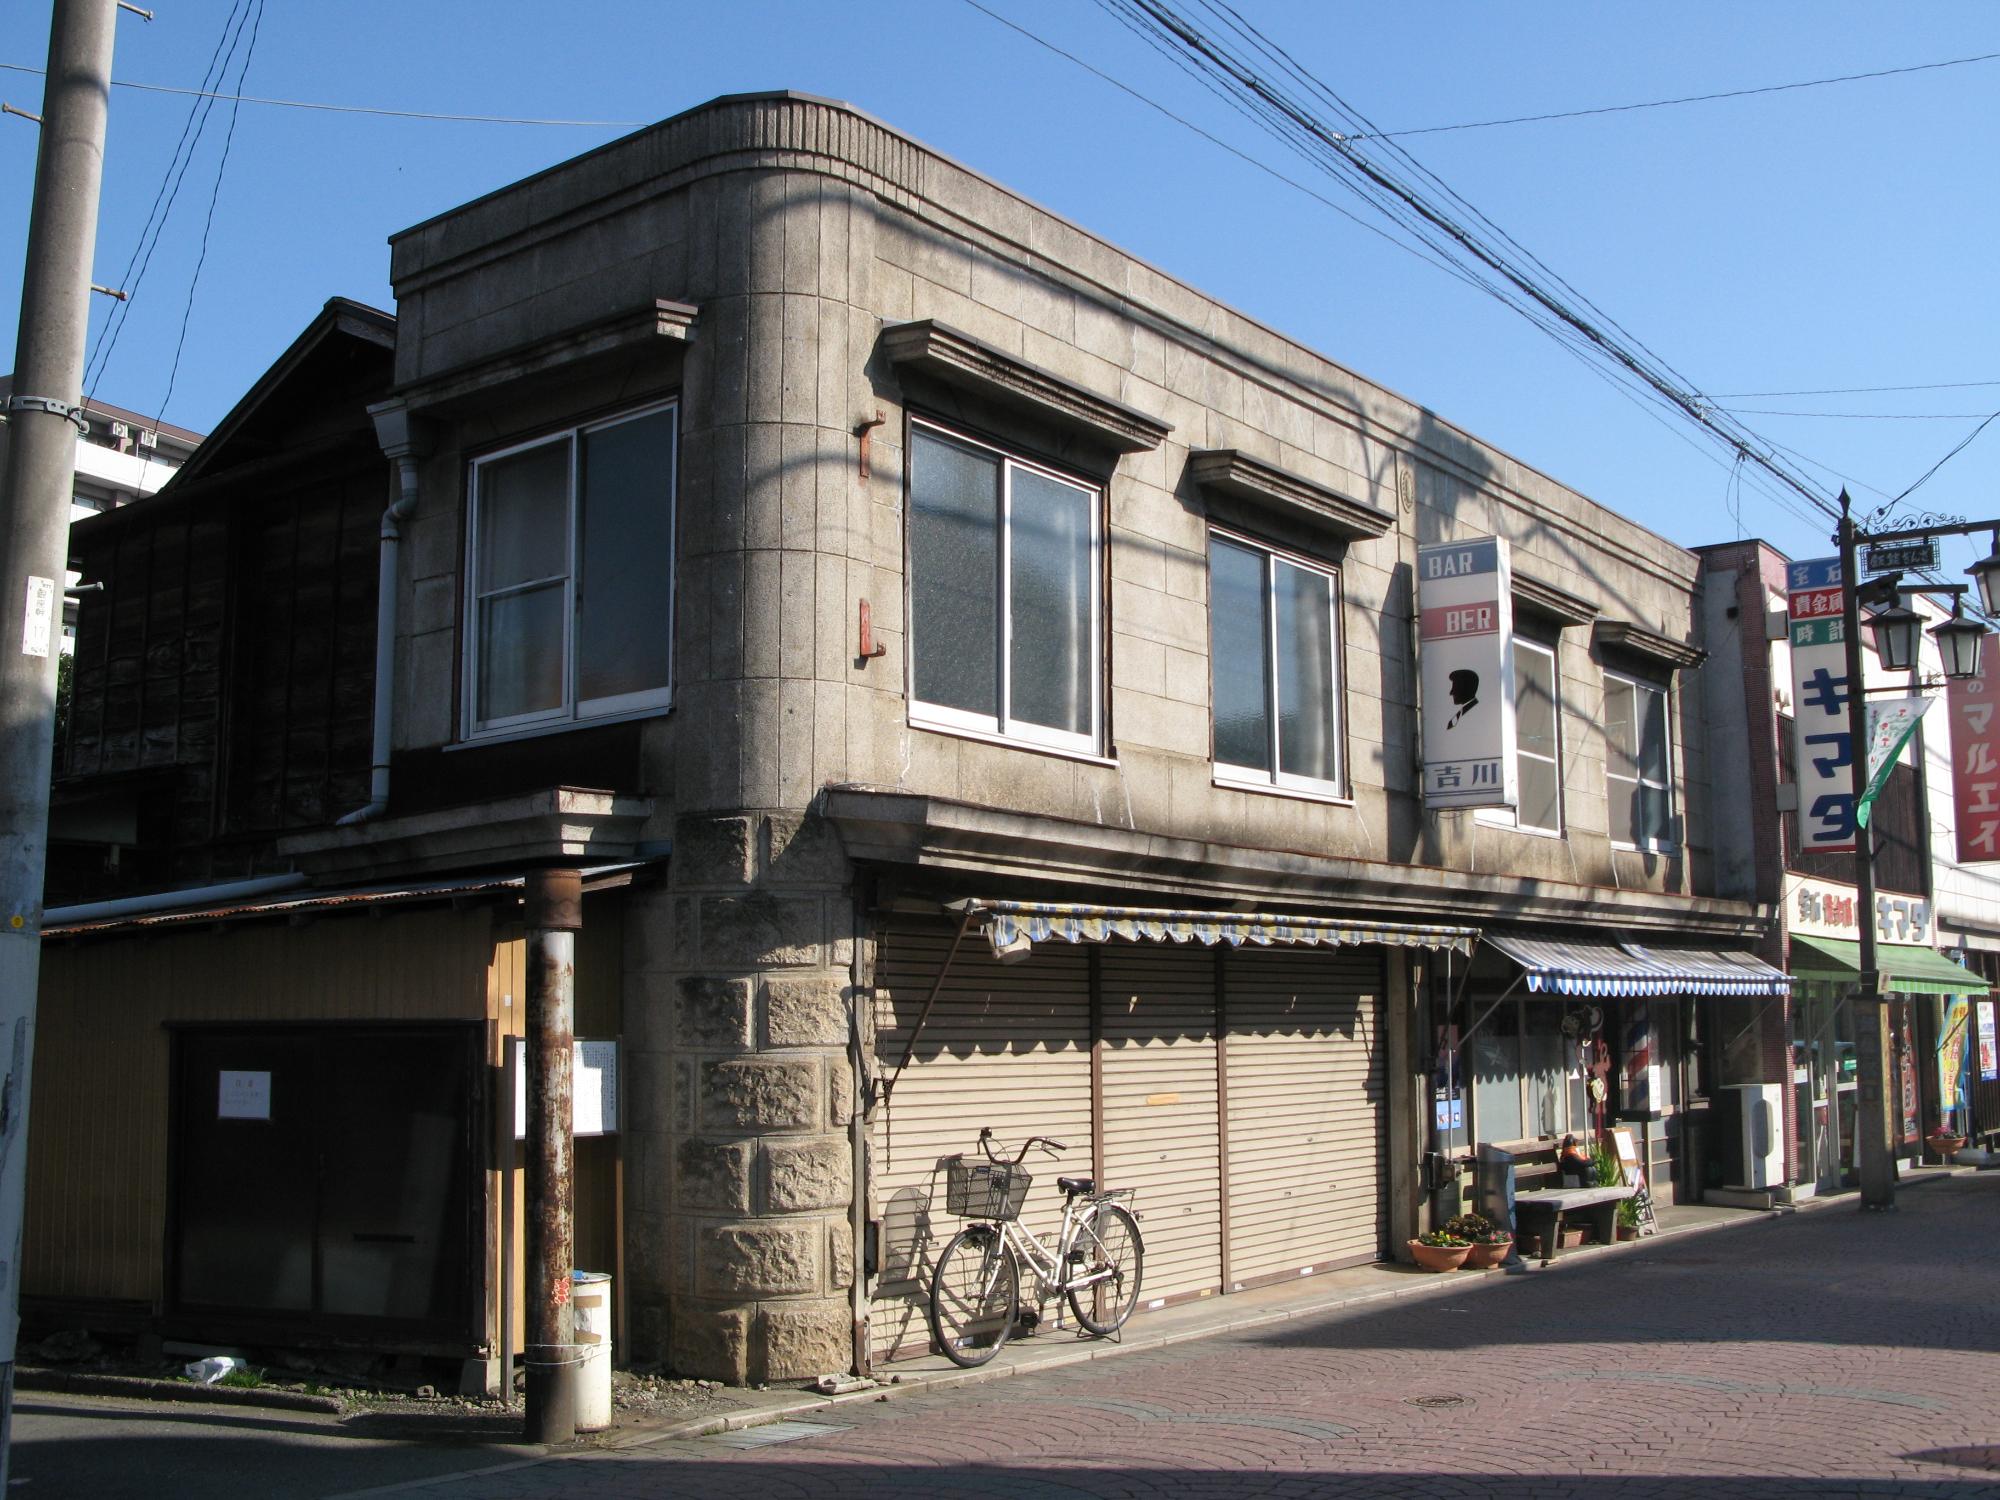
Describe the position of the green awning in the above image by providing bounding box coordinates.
[1789,935,1989,996]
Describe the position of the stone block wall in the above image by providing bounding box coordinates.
[624,811,857,1383]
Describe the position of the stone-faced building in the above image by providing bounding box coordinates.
[33,92,1787,1388]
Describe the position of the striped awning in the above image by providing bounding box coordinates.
[1486,932,1791,998]
[946,899,1478,962]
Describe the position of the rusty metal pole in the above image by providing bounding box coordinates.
[523,868,581,1443]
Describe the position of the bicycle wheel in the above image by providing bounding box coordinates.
[1065,1201,1143,1335]
[929,1226,1019,1367]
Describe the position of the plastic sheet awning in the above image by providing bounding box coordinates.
[1486,932,1791,998]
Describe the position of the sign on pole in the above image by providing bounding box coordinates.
[1946,634,2000,862]
[1788,556,1855,854]
[1863,539,1940,574]
[1418,536,1517,810]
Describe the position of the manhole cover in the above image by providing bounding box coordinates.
[1405,1394,1469,1410]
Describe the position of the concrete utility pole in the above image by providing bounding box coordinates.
[523,868,581,1443]
[1838,503,1897,1210]
[0,0,119,1483]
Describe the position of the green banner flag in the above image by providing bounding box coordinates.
[1856,696,1931,829]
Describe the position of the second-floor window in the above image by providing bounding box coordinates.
[906,421,1101,754]
[1604,671,1672,850]
[465,402,677,737]
[1481,637,1563,835]
[1208,529,1342,796]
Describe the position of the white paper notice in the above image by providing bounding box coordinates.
[218,1069,272,1120]
[510,1038,620,1138]
[22,576,54,659]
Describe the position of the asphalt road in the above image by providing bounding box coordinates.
[19,1174,2000,1498]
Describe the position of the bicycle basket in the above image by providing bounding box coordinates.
[942,1156,1031,1222]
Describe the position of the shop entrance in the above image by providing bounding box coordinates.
[1792,992,1856,1194]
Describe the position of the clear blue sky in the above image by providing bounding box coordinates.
[4,1,1996,571]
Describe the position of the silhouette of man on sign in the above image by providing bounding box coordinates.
[1446,668,1480,729]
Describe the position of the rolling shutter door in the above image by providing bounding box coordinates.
[1100,947,1222,1306]
[1224,947,1386,1287]
[869,919,1094,1363]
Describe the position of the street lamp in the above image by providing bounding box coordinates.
[1932,601,1988,682]
[1835,494,1999,1211]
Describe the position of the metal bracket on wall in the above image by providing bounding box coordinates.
[855,410,886,479]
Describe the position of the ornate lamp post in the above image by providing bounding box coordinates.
[1836,494,1995,1209]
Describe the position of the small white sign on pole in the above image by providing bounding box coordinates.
[510,1037,620,1139]
[1418,536,1517,810]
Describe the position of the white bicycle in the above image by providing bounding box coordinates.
[927,1126,1144,1368]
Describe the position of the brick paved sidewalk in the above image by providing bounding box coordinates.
[340,1171,2000,1499]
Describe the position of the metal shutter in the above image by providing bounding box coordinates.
[869,919,1094,1362]
[1099,946,1223,1307]
[1224,947,1386,1288]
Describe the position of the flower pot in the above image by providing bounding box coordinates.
[1462,1238,1512,1269]
[1558,1226,1589,1250]
[1616,1223,1641,1242]
[1929,1134,1966,1158]
[1408,1238,1473,1272]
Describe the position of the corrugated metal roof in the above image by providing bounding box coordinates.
[43,862,653,938]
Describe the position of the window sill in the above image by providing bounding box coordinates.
[1610,840,1681,857]
[1211,772,1353,808]
[450,701,672,751]
[909,716,1119,768]
[1474,813,1567,841]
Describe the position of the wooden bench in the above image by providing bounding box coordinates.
[1512,1184,1636,1264]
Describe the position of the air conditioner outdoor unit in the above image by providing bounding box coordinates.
[109,420,130,439]
[138,429,158,450]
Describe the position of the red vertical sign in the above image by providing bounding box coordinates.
[1947,634,2000,863]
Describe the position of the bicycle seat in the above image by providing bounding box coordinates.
[1057,1175,1095,1196]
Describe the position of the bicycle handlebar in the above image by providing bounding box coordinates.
[976,1127,1068,1165]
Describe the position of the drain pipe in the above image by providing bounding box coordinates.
[338,400,431,827]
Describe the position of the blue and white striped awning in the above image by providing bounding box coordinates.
[947,899,1478,961]
[1487,932,1790,998]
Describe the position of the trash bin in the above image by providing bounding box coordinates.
[572,1270,613,1432]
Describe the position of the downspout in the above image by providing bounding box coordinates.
[338,400,431,826]
[848,890,872,1376]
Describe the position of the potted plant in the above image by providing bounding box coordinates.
[1408,1228,1473,1272]
[1445,1212,1513,1269]
[1615,1197,1642,1240]
[1928,1128,1967,1159]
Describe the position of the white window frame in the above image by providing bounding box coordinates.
[1604,669,1675,852]
[1207,525,1345,800]
[1478,636,1564,837]
[463,400,678,740]
[905,419,1103,756]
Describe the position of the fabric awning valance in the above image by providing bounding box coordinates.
[946,899,1478,963]
[1486,932,1791,998]
[1789,935,1989,996]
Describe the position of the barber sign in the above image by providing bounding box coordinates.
[1419,536,1517,810]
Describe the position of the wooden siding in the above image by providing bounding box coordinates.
[28,904,496,1305]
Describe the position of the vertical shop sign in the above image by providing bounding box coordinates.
[1419,536,1516,810]
[1947,635,2000,862]
[1939,997,1971,1124]
[1979,999,1998,1083]
[1787,557,1854,854]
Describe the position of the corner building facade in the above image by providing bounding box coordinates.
[36,92,1781,1385]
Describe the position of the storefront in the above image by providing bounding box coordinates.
[867,899,1475,1363]
[1434,933,1790,1209]
[1784,875,1989,1193]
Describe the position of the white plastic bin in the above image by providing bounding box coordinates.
[572,1270,613,1432]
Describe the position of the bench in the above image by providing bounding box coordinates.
[1511,1184,1636,1264]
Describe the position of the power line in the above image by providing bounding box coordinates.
[1092,0,1841,526]
[1720,407,2000,420]
[1888,409,2000,507]
[0,59,642,127]
[1711,380,2000,398]
[155,0,265,426]
[1344,49,2000,141]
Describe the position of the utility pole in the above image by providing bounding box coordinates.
[0,0,119,1482]
[523,868,580,1444]
[1838,500,1897,1209]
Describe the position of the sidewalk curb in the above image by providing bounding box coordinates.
[17,1368,343,1415]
